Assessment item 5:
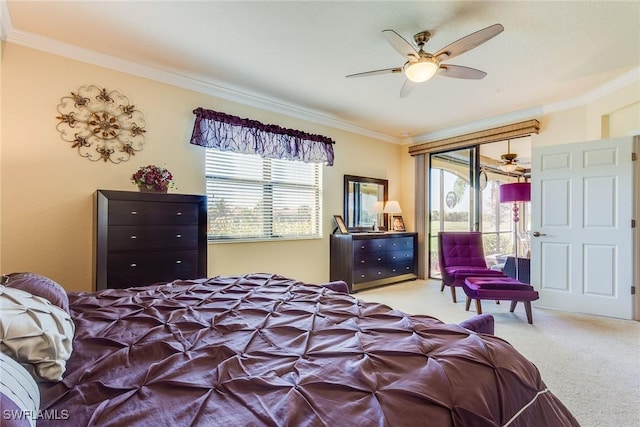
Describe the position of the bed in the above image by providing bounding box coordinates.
[1,272,578,426]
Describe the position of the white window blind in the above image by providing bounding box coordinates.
[205,150,323,241]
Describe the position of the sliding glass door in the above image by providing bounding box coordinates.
[428,139,531,279]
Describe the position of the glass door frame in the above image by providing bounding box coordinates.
[428,146,481,279]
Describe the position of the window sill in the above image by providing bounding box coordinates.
[208,235,323,244]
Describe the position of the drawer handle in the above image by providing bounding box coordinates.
[377,257,382,261]
[130,211,138,215]
[360,260,365,264]
[360,274,365,278]
[130,263,137,267]
[176,234,182,238]
[176,212,183,216]
[377,271,383,275]
[130,235,137,239]
[175,260,182,264]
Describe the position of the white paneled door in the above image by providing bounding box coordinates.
[531,137,636,319]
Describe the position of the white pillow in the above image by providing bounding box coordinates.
[0,285,74,382]
[0,351,40,427]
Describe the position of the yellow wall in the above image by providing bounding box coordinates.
[535,79,640,147]
[399,144,415,233]
[1,43,404,291]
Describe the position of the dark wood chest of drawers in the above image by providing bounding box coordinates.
[95,190,207,290]
[330,232,418,292]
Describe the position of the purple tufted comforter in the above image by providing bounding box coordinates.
[39,273,578,426]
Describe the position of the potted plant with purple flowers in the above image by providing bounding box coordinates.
[131,164,174,193]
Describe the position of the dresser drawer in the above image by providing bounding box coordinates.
[108,201,200,225]
[353,266,386,283]
[387,249,414,264]
[106,250,200,289]
[353,238,387,255]
[387,237,414,252]
[354,251,386,268]
[387,261,415,277]
[108,226,199,251]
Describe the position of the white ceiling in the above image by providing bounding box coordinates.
[2,1,639,144]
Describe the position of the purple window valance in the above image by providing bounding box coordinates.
[190,108,335,166]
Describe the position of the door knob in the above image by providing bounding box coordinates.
[532,231,547,237]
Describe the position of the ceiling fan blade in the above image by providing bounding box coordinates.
[399,79,418,98]
[382,29,419,60]
[434,23,504,61]
[346,67,403,78]
[438,64,487,79]
[480,154,501,166]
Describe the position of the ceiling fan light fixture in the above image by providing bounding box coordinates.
[499,163,518,173]
[404,57,439,83]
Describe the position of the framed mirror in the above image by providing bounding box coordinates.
[344,175,388,231]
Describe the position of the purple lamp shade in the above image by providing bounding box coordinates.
[500,182,531,203]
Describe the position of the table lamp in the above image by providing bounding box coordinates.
[371,201,384,231]
[383,200,402,231]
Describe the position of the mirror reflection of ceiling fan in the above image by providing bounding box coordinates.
[346,23,504,97]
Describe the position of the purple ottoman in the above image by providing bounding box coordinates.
[463,277,540,324]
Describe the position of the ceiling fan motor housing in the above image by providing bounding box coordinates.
[413,31,431,46]
[501,153,517,163]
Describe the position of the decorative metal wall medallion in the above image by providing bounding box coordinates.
[56,85,146,163]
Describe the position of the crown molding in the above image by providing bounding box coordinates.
[543,66,640,114]
[2,20,398,144]
[583,66,640,104]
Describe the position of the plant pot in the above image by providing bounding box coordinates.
[138,186,167,193]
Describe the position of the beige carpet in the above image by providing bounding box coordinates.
[356,279,640,427]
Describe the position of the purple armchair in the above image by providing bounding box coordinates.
[437,232,506,303]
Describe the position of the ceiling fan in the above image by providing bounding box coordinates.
[499,140,520,172]
[346,23,504,97]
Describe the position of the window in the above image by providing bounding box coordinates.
[205,150,322,241]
